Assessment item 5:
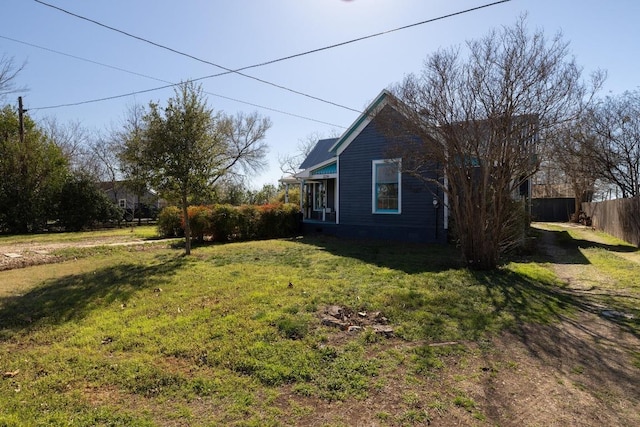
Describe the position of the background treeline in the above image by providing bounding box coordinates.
[0,103,299,235]
[0,106,122,233]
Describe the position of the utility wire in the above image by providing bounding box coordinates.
[33,0,511,113]
[26,0,510,124]
[33,0,360,113]
[3,35,345,127]
[0,35,162,83]
[235,0,512,72]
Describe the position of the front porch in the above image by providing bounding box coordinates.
[280,172,337,225]
[301,177,337,223]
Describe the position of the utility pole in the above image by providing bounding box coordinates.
[18,96,26,144]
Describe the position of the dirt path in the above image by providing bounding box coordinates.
[498,223,640,426]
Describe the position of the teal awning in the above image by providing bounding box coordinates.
[311,162,337,175]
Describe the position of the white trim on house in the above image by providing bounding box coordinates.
[330,90,392,156]
[311,182,325,212]
[336,156,340,224]
[293,157,337,179]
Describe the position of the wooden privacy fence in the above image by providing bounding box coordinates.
[582,197,640,247]
[531,198,575,222]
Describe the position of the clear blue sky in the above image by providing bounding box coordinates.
[2,0,638,188]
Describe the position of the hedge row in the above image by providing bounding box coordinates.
[157,203,302,242]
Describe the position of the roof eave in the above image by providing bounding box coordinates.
[298,156,337,174]
[329,89,394,155]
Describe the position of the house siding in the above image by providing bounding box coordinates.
[337,109,445,243]
[100,181,165,219]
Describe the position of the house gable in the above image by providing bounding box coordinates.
[330,90,392,156]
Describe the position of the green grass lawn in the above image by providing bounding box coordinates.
[0,228,638,426]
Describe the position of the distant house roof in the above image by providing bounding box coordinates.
[299,138,338,170]
[98,181,158,196]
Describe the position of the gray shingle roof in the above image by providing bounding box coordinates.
[299,138,337,170]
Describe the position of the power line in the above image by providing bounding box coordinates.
[26,0,511,121]
[237,0,513,72]
[37,87,347,128]
[33,0,361,113]
[33,0,511,113]
[3,35,346,128]
[0,35,163,83]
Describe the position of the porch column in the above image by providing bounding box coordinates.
[299,181,304,217]
[321,180,326,222]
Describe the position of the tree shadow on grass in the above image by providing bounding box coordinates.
[518,227,640,330]
[475,269,640,423]
[295,235,463,274]
[297,230,639,337]
[526,227,639,265]
[295,227,639,420]
[477,262,639,339]
[0,254,188,339]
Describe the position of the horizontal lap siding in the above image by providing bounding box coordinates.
[327,180,335,211]
[338,114,444,242]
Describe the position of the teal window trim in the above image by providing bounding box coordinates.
[372,159,401,214]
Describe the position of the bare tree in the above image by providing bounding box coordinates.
[388,16,602,269]
[111,103,151,222]
[546,120,599,217]
[0,55,26,100]
[41,117,98,176]
[586,91,640,198]
[278,130,339,176]
[219,111,271,180]
[89,133,121,184]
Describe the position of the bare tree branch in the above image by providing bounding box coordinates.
[0,55,27,100]
[386,16,601,269]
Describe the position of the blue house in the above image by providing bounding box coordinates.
[285,90,448,243]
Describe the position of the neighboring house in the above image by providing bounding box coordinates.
[282,90,448,243]
[99,181,165,220]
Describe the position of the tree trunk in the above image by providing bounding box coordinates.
[181,193,191,255]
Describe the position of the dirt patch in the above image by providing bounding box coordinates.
[0,236,170,271]
[0,249,62,271]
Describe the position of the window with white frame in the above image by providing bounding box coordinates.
[372,159,401,214]
[118,199,127,209]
